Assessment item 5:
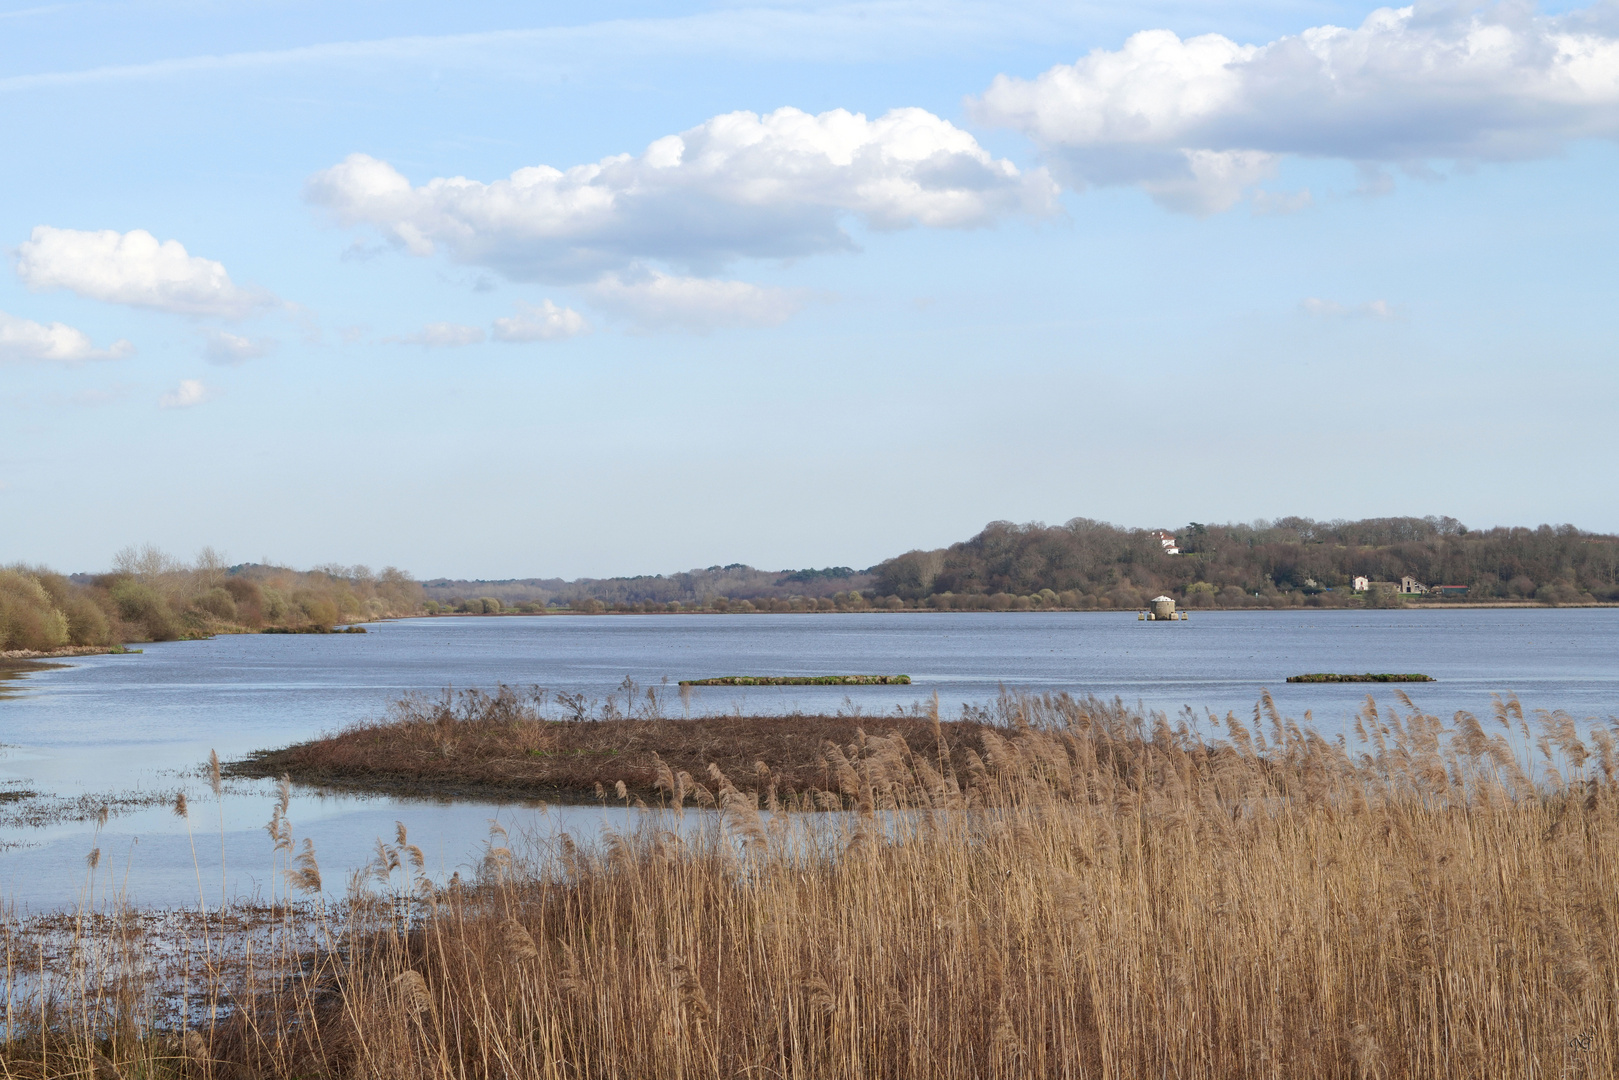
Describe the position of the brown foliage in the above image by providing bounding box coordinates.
[8,691,1619,1078]
[229,685,995,803]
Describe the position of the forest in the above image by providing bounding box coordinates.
[870,516,1619,610]
[6,515,1616,652]
[0,546,423,653]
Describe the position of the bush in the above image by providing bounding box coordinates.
[109,579,179,641]
[193,586,239,621]
[0,569,70,651]
[299,596,340,627]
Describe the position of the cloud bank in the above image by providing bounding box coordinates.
[0,309,133,364]
[16,226,277,318]
[972,3,1619,212]
[306,106,1055,283]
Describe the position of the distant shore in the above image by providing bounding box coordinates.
[414,600,1619,617]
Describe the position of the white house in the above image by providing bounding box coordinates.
[1353,575,1369,591]
[1150,530,1180,555]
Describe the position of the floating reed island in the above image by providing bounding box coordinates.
[15,689,1619,1079]
[679,674,910,687]
[1286,672,1436,683]
[227,685,975,802]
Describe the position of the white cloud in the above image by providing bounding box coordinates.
[1302,297,1398,319]
[586,269,805,332]
[159,379,218,409]
[0,309,132,364]
[1251,188,1315,216]
[386,322,486,347]
[204,330,276,365]
[491,300,589,342]
[973,3,1619,213]
[15,226,276,318]
[306,106,1055,283]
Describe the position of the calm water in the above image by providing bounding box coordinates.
[1,610,1614,910]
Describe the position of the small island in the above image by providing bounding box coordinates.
[1286,673,1435,683]
[678,674,910,686]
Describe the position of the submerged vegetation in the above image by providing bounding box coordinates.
[9,690,1618,1077]
[0,546,422,651]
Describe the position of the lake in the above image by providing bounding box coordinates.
[1,609,1614,910]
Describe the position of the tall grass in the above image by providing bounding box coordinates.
[4,691,1617,1078]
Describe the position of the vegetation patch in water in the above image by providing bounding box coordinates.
[1286,673,1435,683]
[678,674,910,686]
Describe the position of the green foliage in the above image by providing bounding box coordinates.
[194,586,239,621]
[870,517,1619,607]
[0,569,70,651]
[110,580,179,640]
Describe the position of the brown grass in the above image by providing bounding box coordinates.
[6,690,1619,1078]
[225,685,996,802]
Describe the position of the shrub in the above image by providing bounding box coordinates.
[193,586,239,621]
[299,596,340,627]
[0,569,71,651]
[109,579,178,641]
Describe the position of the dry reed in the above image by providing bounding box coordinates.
[4,690,1617,1078]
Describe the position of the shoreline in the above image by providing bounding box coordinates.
[414,600,1619,616]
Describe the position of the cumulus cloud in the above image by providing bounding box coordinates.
[972,3,1619,213]
[491,299,589,342]
[15,226,276,318]
[159,379,217,409]
[586,269,805,332]
[386,322,486,347]
[0,309,133,365]
[204,330,277,365]
[306,106,1055,283]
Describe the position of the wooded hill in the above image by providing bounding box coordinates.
[870,516,1619,610]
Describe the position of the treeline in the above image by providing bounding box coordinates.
[422,563,873,611]
[871,516,1619,610]
[0,546,423,653]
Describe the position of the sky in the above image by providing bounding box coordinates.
[3,0,1618,579]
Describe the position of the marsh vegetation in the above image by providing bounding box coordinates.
[5,690,1617,1078]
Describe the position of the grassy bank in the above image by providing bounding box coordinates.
[9,691,1619,1078]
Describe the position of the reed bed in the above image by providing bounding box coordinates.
[4,690,1617,1079]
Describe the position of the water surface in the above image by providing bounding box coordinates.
[1,610,1613,910]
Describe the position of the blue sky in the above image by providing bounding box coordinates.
[3,0,1617,578]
